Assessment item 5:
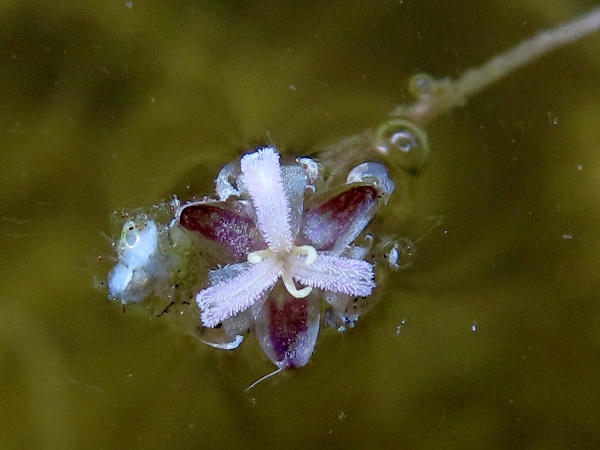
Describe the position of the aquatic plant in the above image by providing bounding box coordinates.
[108,147,395,368]
[177,147,392,368]
[104,6,600,371]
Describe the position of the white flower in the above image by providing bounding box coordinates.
[178,147,392,368]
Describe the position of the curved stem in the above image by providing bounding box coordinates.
[392,7,600,124]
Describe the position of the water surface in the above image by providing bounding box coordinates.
[1,1,599,448]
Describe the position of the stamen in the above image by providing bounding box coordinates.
[247,249,273,264]
[291,245,317,265]
[282,272,312,298]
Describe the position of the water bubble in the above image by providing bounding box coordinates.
[215,162,240,201]
[379,237,415,270]
[124,225,140,248]
[297,156,325,185]
[374,119,429,175]
[396,319,407,335]
[108,216,164,303]
[114,217,159,270]
[346,161,394,204]
[547,111,559,125]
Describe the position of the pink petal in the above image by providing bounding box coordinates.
[290,252,375,297]
[240,148,293,252]
[178,201,265,261]
[300,185,378,251]
[196,258,283,328]
[254,285,320,369]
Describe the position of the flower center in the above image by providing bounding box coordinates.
[247,245,317,298]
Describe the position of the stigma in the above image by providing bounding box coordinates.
[247,244,317,298]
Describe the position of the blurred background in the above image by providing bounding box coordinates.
[1,0,599,448]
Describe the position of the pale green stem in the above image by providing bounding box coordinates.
[392,7,600,124]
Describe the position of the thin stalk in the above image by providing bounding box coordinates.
[392,7,600,124]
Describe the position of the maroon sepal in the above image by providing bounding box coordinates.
[178,201,265,261]
[300,185,378,251]
[254,285,320,369]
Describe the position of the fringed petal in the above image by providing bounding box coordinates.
[240,147,293,252]
[300,185,379,252]
[289,252,375,297]
[254,285,320,369]
[197,258,283,327]
[178,201,264,261]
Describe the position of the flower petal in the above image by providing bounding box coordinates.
[281,164,308,240]
[196,258,283,328]
[254,285,320,369]
[290,252,375,297]
[300,185,379,252]
[178,201,265,261]
[240,147,293,252]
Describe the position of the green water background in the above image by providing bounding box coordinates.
[1,1,599,448]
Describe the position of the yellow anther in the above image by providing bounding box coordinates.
[282,272,312,298]
[291,245,317,265]
[247,249,273,264]
[247,245,316,298]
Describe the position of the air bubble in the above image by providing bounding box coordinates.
[346,161,395,203]
[379,237,415,270]
[215,162,240,201]
[118,218,159,269]
[124,225,140,248]
[396,319,407,335]
[108,216,163,303]
[374,119,429,175]
[296,157,322,183]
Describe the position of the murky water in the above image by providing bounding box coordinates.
[1,1,599,448]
